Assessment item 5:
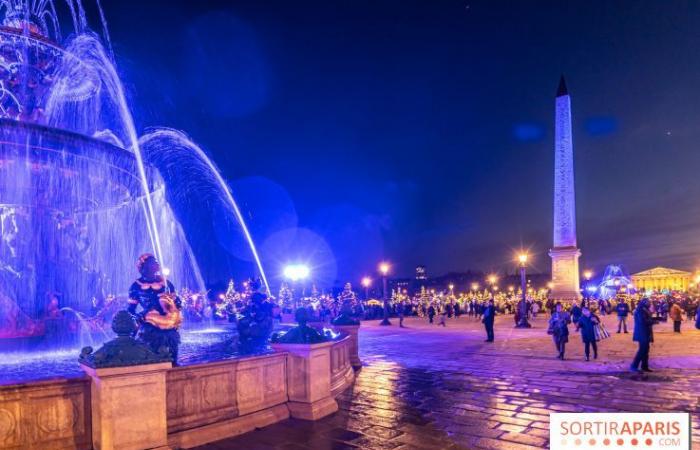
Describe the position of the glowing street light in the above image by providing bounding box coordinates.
[547,281,554,290]
[283,264,310,282]
[378,262,391,326]
[487,274,498,285]
[361,276,372,299]
[518,253,528,265]
[515,252,531,328]
[284,264,310,309]
[379,262,390,276]
[471,282,479,291]
[583,270,593,281]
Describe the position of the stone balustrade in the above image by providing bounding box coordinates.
[0,334,357,450]
[0,377,92,449]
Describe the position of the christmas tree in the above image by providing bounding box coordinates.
[332,282,360,325]
[278,282,294,311]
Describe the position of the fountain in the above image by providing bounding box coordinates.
[0,0,269,383]
[597,264,633,300]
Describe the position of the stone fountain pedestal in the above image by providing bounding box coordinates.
[331,323,361,370]
[78,310,174,450]
[82,362,172,450]
[271,340,338,420]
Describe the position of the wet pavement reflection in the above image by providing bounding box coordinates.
[200,315,700,449]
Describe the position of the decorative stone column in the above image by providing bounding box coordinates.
[332,324,361,370]
[271,340,338,420]
[79,311,173,450]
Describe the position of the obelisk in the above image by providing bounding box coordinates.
[549,76,582,301]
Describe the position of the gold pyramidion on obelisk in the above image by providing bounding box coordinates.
[549,76,582,302]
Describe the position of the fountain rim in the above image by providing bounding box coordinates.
[0,118,165,209]
[0,25,62,48]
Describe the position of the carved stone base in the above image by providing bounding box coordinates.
[549,246,582,302]
[81,362,172,450]
[272,341,338,421]
[287,397,338,421]
[168,403,290,449]
[331,324,362,369]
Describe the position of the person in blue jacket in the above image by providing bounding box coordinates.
[577,307,600,361]
[482,298,496,342]
[630,298,655,373]
[616,297,630,333]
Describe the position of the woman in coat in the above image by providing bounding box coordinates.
[548,302,571,360]
[631,298,655,372]
[577,306,600,361]
[669,302,683,333]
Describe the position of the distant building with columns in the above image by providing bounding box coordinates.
[631,267,692,292]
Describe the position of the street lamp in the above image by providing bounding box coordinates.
[379,262,391,325]
[471,282,479,299]
[284,264,310,310]
[582,270,593,302]
[516,252,531,328]
[361,276,372,300]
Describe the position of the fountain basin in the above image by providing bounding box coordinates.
[0,334,355,449]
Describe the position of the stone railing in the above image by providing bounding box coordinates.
[0,377,92,449]
[330,335,355,397]
[0,329,359,449]
[166,352,288,448]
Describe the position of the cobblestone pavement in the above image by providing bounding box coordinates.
[199,315,700,449]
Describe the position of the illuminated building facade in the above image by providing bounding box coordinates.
[631,267,692,292]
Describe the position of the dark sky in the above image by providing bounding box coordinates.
[101,0,700,283]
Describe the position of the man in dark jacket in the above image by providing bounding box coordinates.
[571,301,582,328]
[483,299,496,342]
[427,304,436,324]
[631,298,654,372]
[616,298,630,333]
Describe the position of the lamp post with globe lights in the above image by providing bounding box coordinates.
[583,270,593,303]
[379,262,391,325]
[361,276,372,300]
[487,274,498,294]
[471,282,479,299]
[516,253,531,328]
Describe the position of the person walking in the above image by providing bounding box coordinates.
[670,301,683,333]
[548,302,571,359]
[577,306,600,361]
[438,305,447,327]
[397,301,405,328]
[483,298,496,342]
[630,298,655,373]
[427,304,436,324]
[616,297,630,333]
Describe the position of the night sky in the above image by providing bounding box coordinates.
[101,1,700,284]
